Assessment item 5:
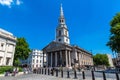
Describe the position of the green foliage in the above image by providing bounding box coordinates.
[0,66,13,74]
[18,67,23,72]
[93,54,109,66]
[14,58,21,67]
[13,37,31,66]
[107,13,120,53]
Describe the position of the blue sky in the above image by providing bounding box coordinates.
[0,0,120,56]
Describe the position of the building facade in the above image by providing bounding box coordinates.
[27,50,46,70]
[107,54,114,67]
[0,28,17,66]
[43,5,93,68]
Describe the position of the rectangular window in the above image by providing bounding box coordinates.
[33,59,34,63]
[0,43,4,50]
[6,58,10,65]
[1,43,4,47]
[36,65,38,68]
[36,60,38,63]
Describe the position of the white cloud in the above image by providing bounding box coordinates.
[0,0,13,8]
[0,0,23,8]
[16,0,22,5]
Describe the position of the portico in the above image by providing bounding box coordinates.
[43,42,72,67]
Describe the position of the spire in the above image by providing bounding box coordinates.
[59,3,66,25]
[60,4,64,17]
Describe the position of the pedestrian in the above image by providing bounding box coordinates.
[5,71,8,76]
[12,67,16,76]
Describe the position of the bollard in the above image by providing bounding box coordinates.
[116,72,119,80]
[48,68,50,75]
[38,70,39,74]
[53,69,54,76]
[82,71,85,80]
[67,70,70,78]
[42,68,43,74]
[51,69,54,76]
[45,68,46,75]
[74,70,78,79]
[91,71,95,80]
[36,69,37,74]
[56,69,58,77]
[37,70,38,74]
[61,70,63,78]
[40,68,41,74]
[103,71,106,80]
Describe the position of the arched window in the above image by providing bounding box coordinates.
[62,19,64,22]
[60,19,64,23]
[59,30,61,36]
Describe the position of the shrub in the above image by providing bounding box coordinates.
[0,66,13,74]
[19,67,23,72]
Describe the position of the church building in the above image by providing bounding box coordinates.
[42,4,93,68]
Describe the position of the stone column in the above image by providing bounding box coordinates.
[65,50,68,67]
[55,52,57,67]
[46,53,48,67]
[43,52,45,67]
[51,53,53,67]
[68,51,71,67]
[81,53,83,66]
[79,52,81,66]
[75,49,78,60]
[60,51,62,66]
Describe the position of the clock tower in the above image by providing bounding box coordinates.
[56,4,70,44]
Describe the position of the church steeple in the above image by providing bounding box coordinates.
[58,4,66,27]
[56,4,70,44]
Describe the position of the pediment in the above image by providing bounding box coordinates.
[43,41,67,52]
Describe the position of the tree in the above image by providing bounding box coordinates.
[93,54,109,66]
[107,13,120,53]
[13,37,31,66]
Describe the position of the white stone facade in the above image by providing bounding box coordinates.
[107,54,114,67]
[27,50,46,70]
[0,28,16,66]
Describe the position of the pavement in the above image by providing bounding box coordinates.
[0,74,80,80]
[0,71,119,80]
